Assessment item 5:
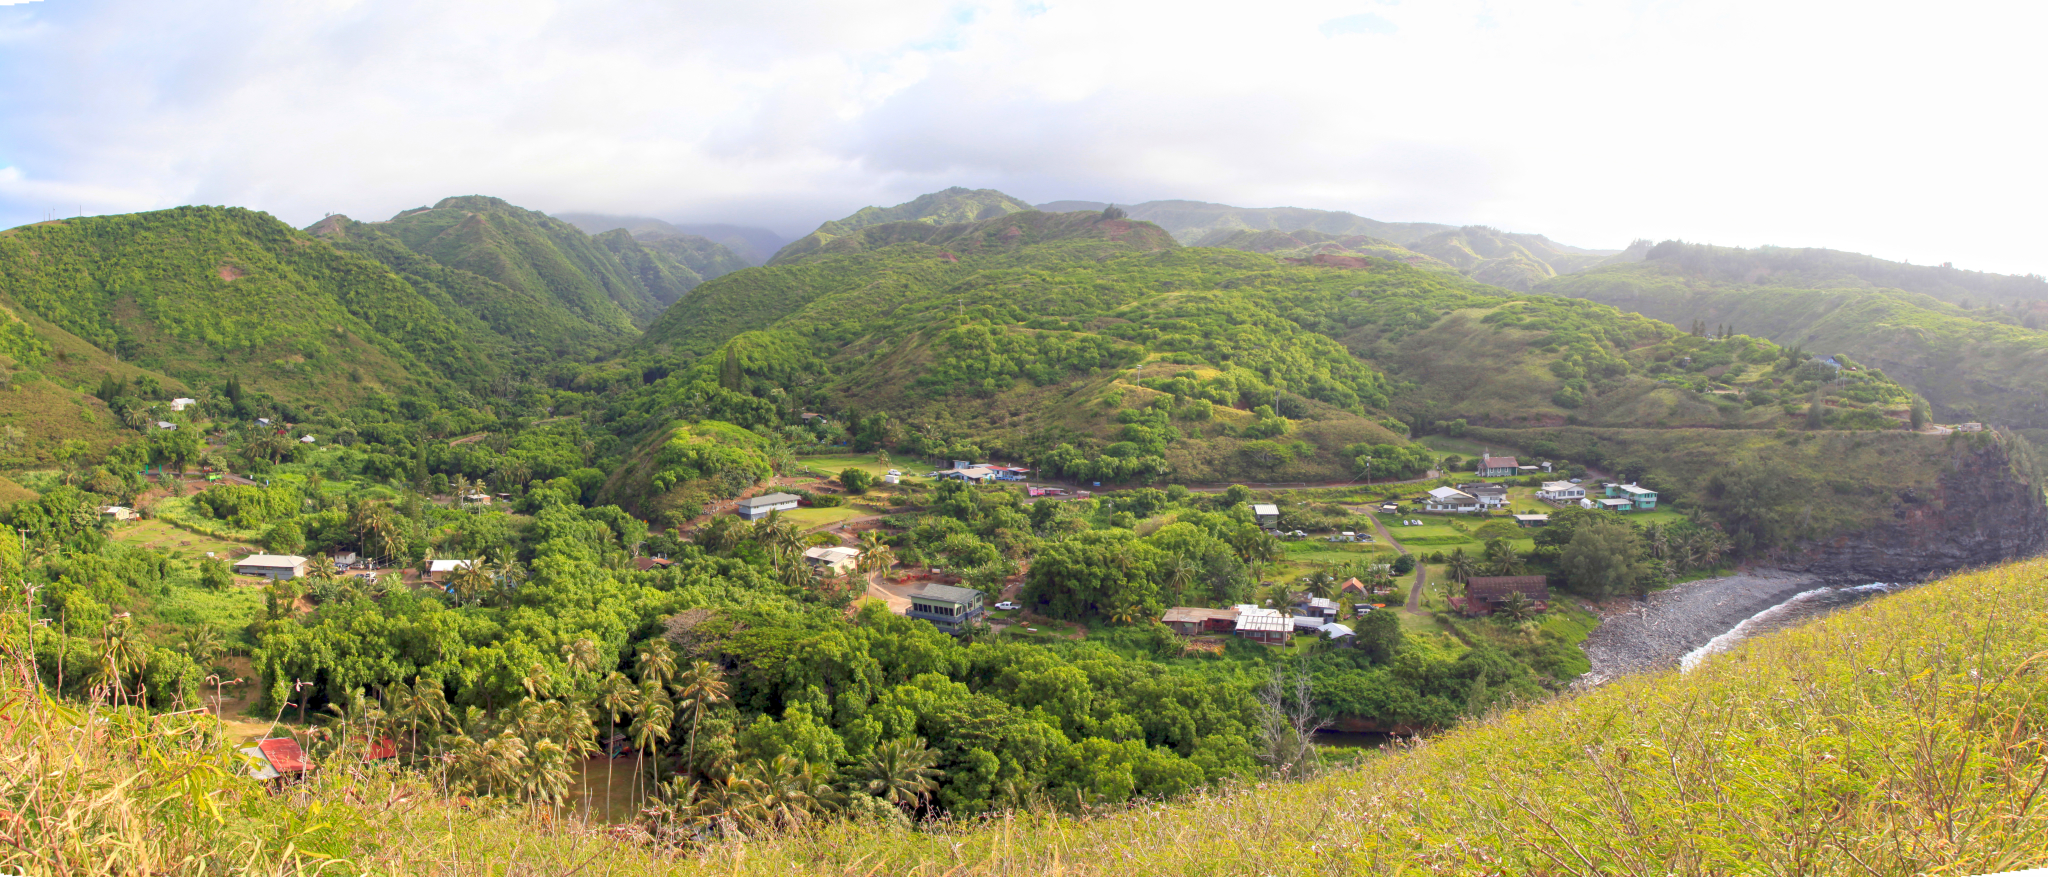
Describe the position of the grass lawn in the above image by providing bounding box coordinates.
[109,518,252,558]
[779,506,871,529]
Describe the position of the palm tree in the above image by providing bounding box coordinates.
[593,671,635,801]
[858,737,944,811]
[387,680,450,762]
[671,659,728,777]
[636,639,678,690]
[1446,548,1476,584]
[520,662,553,700]
[181,625,226,673]
[855,531,897,579]
[1160,552,1200,603]
[630,682,676,801]
[1497,591,1538,622]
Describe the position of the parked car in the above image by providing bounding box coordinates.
[994,601,1020,611]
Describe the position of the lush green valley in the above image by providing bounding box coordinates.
[1,189,2043,877]
[1542,240,2048,438]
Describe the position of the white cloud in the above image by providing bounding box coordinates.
[0,0,2042,274]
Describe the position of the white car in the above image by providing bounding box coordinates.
[994,601,1020,611]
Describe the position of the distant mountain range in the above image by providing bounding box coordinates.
[553,212,785,267]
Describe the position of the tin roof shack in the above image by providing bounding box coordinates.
[906,584,984,635]
[233,554,307,581]
[240,737,311,783]
[736,492,802,520]
[1455,575,1551,616]
[1233,607,1291,645]
[99,505,139,521]
[1161,606,1239,635]
[1250,503,1281,526]
[426,559,478,581]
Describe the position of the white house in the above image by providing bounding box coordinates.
[1424,486,1480,512]
[736,492,801,520]
[427,559,478,578]
[1455,483,1509,509]
[1537,481,1586,503]
[802,545,862,574]
[234,554,307,581]
[99,505,139,521]
[1251,503,1281,526]
[169,397,197,412]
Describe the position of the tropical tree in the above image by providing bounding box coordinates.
[671,659,728,777]
[1446,547,1476,584]
[630,683,676,800]
[594,671,636,800]
[857,736,944,811]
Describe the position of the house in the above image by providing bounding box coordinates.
[951,460,973,470]
[1537,481,1585,504]
[634,556,676,572]
[1294,597,1339,619]
[239,737,311,782]
[298,435,316,444]
[1959,422,1985,432]
[1233,607,1291,645]
[1338,577,1369,598]
[1322,622,1356,641]
[1251,503,1281,526]
[1161,606,1240,636]
[169,397,197,412]
[233,554,307,581]
[427,559,478,579]
[332,551,361,570]
[884,470,901,485]
[1513,514,1551,528]
[1457,575,1551,616]
[1292,614,1328,632]
[1603,483,1658,511]
[1455,482,1509,509]
[1478,456,1519,477]
[1424,486,1480,513]
[736,492,801,520]
[905,584,984,635]
[1597,497,1636,512]
[939,467,996,483]
[99,505,139,522]
[459,493,493,506]
[802,545,861,574]
[155,421,177,430]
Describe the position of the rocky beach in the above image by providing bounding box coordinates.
[1577,569,1823,684]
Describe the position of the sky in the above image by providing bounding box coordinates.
[1,0,2042,274]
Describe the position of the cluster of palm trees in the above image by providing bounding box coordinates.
[651,736,943,842]
[1641,523,1732,576]
[87,616,150,706]
[1445,539,1525,583]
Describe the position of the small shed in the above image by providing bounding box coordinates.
[99,505,139,522]
[240,737,311,782]
[169,397,197,412]
[1513,514,1550,528]
[1251,503,1281,526]
[427,559,478,580]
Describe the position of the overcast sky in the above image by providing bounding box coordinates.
[1,0,2041,274]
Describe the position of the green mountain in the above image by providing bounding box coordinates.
[1540,241,2048,437]
[336,196,666,334]
[1192,228,1459,273]
[553,212,786,266]
[0,207,479,402]
[619,202,1923,529]
[1404,225,1618,291]
[770,187,1035,264]
[1038,199,1455,245]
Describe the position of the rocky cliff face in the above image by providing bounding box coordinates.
[1777,439,2048,582]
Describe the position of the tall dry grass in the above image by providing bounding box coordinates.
[4,559,2047,875]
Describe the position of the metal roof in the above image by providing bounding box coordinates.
[911,583,982,605]
[1162,607,1238,624]
[234,554,306,568]
[739,492,802,507]
[1234,608,1291,633]
[1250,503,1280,516]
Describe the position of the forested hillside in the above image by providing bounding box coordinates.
[767,187,1039,265]
[554,212,786,267]
[1038,198,1454,245]
[1543,241,2048,437]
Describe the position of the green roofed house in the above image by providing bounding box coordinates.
[906,583,984,635]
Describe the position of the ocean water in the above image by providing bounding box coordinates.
[1680,582,1899,672]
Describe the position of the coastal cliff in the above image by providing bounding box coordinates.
[1774,433,2048,582]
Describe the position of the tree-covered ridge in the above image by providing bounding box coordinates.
[1623,239,2048,307]
[1542,253,2048,435]
[813,186,1033,238]
[0,207,466,399]
[619,231,751,288]
[1401,225,1618,292]
[359,195,667,332]
[1193,228,1460,273]
[553,212,787,267]
[767,208,1174,266]
[1037,198,1456,246]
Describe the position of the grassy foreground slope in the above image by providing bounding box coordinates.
[11,556,2046,875]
